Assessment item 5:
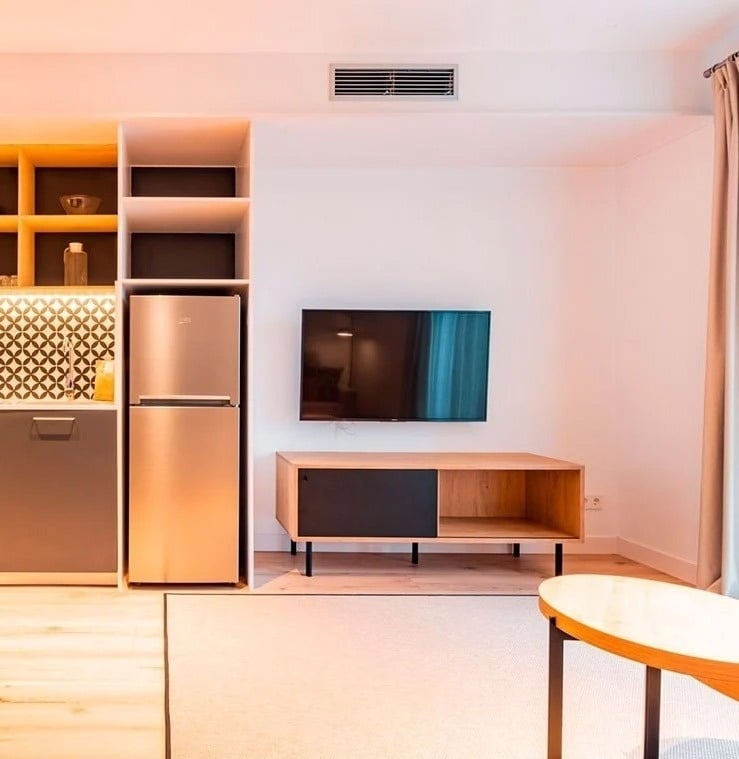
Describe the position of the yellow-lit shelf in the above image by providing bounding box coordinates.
[0,146,19,165]
[0,286,116,295]
[22,215,118,233]
[20,144,117,168]
[0,216,18,232]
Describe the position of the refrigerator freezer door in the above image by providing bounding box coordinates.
[129,295,240,405]
[128,406,239,583]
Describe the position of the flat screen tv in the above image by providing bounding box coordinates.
[300,309,491,421]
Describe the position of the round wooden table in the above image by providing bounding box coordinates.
[538,574,739,759]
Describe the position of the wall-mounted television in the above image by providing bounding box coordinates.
[300,309,491,422]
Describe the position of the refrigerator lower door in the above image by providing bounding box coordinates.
[128,406,239,583]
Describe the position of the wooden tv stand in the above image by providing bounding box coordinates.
[275,451,584,577]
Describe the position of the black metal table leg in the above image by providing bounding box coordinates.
[554,543,563,576]
[547,619,567,759]
[411,542,419,565]
[290,540,297,556]
[644,666,661,759]
[305,541,313,577]
[512,543,521,558]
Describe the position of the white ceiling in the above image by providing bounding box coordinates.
[0,0,737,54]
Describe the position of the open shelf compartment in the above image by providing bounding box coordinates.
[130,167,236,198]
[122,119,250,168]
[0,233,18,277]
[32,232,117,286]
[34,167,117,215]
[129,232,236,279]
[437,468,582,541]
[0,167,19,215]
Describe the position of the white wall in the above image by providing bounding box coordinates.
[611,125,714,579]
[251,119,716,575]
[250,119,619,550]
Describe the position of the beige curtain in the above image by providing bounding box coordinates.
[698,61,739,596]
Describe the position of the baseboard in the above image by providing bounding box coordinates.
[617,538,696,584]
[559,536,619,554]
[0,572,118,586]
[255,533,618,554]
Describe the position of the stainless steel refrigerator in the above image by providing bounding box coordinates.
[128,294,241,584]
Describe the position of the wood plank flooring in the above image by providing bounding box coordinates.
[0,553,686,758]
[0,587,164,759]
[252,550,687,594]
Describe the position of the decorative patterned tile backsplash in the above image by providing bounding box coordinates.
[0,294,115,400]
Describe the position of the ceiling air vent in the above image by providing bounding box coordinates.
[331,66,457,100]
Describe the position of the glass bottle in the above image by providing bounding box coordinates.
[64,242,88,286]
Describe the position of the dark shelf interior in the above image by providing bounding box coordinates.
[130,233,235,279]
[35,168,118,215]
[0,167,19,215]
[0,234,17,276]
[130,167,236,198]
[34,233,117,286]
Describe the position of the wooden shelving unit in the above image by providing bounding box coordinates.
[0,143,118,287]
[276,451,585,577]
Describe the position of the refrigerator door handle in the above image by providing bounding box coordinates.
[138,395,233,407]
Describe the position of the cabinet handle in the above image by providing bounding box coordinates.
[31,417,77,440]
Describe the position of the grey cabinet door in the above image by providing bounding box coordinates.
[0,410,117,572]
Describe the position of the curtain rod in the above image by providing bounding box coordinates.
[704,50,739,79]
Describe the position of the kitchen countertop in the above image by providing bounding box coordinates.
[0,399,116,411]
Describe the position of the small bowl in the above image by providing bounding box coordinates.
[59,194,102,215]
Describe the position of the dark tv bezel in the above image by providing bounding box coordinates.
[299,308,491,422]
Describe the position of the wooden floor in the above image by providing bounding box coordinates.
[0,587,164,759]
[0,553,686,758]
[252,550,687,594]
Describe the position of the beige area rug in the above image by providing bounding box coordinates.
[166,595,739,759]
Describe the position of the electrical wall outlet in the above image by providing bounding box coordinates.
[584,495,602,510]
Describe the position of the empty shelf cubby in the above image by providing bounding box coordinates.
[130,167,236,198]
[130,233,236,279]
[0,167,18,215]
[0,234,18,276]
